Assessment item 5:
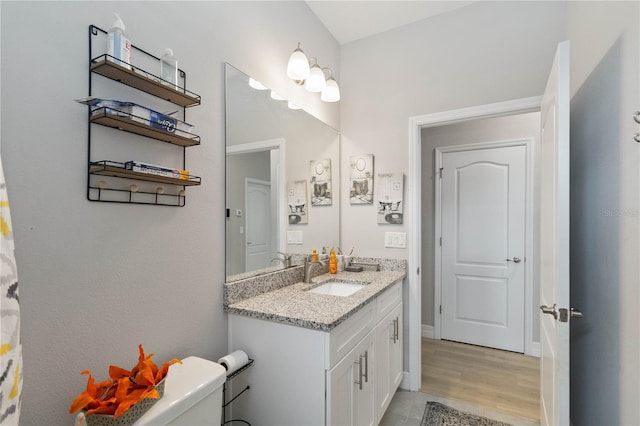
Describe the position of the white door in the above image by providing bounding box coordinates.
[245,178,271,271]
[440,143,527,352]
[539,41,574,426]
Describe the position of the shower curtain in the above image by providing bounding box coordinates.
[0,157,22,424]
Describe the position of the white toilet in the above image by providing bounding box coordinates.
[76,356,227,426]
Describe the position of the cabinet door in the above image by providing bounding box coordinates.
[355,334,375,426]
[375,304,403,422]
[390,305,403,390]
[327,332,375,426]
[327,348,356,426]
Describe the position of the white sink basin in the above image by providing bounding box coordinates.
[308,281,367,297]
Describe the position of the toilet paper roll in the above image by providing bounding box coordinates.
[218,350,249,375]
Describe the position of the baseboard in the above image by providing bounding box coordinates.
[400,371,412,390]
[421,324,435,339]
[528,341,540,357]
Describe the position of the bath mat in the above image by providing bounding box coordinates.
[421,402,511,426]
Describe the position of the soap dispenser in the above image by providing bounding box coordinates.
[310,249,319,262]
[329,249,338,274]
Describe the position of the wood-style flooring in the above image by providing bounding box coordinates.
[421,338,540,422]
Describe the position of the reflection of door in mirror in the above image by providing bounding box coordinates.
[226,143,282,277]
[245,178,271,272]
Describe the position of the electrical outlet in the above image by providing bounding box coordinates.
[385,232,406,248]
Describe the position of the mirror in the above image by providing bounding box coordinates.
[225,63,340,282]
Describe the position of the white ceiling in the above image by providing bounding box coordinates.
[305,1,476,45]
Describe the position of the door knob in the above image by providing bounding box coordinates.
[540,304,558,320]
[541,304,584,322]
[506,256,522,263]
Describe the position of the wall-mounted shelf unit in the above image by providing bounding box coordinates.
[86,24,202,207]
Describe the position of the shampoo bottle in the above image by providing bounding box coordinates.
[329,249,338,274]
[160,48,178,89]
[107,13,131,69]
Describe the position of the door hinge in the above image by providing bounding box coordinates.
[417,267,420,275]
[439,305,442,314]
[439,237,442,247]
[439,168,444,178]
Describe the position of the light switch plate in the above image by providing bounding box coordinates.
[287,230,303,245]
[385,232,406,248]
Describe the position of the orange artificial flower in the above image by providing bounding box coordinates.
[69,345,183,418]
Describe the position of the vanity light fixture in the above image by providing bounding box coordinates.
[249,77,268,90]
[287,43,340,102]
[287,42,310,83]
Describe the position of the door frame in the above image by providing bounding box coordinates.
[405,96,542,390]
[434,138,534,354]
[226,138,286,254]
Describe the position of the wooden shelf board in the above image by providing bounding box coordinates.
[89,164,201,186]
[90,112,200,147]
[90,58,201,107]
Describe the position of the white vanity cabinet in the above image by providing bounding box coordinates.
[227,279,403,426]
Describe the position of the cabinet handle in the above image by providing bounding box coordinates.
[363,350,369,383]
[396,316,400,343]
[390,319,396,343]
[354,356,363,390]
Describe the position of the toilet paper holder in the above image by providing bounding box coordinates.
[222,358,254,425]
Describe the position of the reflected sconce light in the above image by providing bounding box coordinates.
[249,77,268,90]
[270,91,286,101]
[287,42,340,102]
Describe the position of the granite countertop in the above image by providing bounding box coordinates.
[226,269,405,331]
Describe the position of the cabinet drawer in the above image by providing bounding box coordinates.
[376,280,402,320]
[326,303,375,369]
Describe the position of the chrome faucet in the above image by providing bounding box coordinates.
[271,252,292,269]
[303,257,327,283]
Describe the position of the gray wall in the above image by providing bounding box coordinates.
[420,112,541,346]
[339,1,566,259]
[567,2,639,425]
[0,2,338,425]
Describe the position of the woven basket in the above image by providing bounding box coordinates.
[84,379,165,426]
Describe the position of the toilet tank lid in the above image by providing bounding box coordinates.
[135,356,226,425]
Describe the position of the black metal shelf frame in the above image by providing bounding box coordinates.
[87,24,201,206]
[222,359,254,426]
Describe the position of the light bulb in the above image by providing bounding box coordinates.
[305,64,326,93]
[321,77,340,102]
[287,43,310,82]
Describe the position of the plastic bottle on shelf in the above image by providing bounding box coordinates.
[310,249,319,262]
[107,12,131,70]
[160,48,178,89]
[329,249,338,274]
